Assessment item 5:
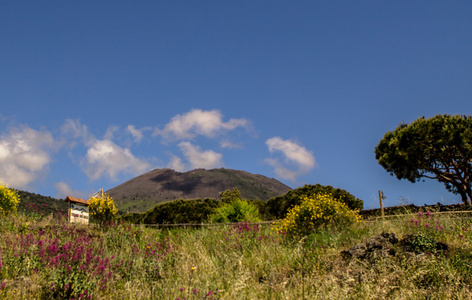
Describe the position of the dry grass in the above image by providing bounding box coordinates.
[1,211,472,299]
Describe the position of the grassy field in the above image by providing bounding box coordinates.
[1,208,472,299]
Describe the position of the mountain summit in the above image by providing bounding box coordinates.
[107,168,292,213]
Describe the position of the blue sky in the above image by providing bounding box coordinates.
[1,1,471,209]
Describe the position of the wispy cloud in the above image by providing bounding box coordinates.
[154,109,248,141]
[127,125,151,143]
[220,140,243,149]
[61,119,90,140]
[265,137,315,181]
[104,126,120,140]
[0,126,56,188]
[178,141,223,169]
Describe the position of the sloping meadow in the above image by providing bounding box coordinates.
[1,210,472,299]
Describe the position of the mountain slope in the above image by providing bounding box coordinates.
[107,168,292,213]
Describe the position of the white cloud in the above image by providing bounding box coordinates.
[265,158,299,182]
[154,109,248,140]
[82,139,151,181]
[54,181,88,199]
[167,154,186,172]
[0,126,55,188]
[265,137,316,181]
[60,119,154,181]
[178,141,223,169]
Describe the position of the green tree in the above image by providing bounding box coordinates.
[375,114,472,205]
[0,182,20,215]
[219,187,242,203]
[212,187,261,223]
[210,199,261,223]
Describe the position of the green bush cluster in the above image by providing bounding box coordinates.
[125,198,224,224]
[118,185,363,225]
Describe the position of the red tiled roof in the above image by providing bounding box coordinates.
[65,196,89,205]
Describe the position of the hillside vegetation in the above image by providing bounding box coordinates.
[1,206,472,299]
[121,184,363,225]
[15,190,68,215]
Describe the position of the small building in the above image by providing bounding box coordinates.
[65,196,90,225]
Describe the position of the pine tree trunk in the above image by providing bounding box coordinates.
[459,189,471,206]
[465,182,472,206]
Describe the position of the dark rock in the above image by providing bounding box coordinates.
[343,232,449,261]
[342,232,398,261]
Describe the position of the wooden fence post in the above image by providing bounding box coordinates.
[379,190,386,218]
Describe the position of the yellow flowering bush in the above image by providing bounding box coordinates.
[273,193,361,236]
[88,192,118,224]
[0,181,20,215]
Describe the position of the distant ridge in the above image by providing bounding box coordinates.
[107,168,292,213]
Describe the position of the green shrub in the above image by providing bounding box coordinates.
[141,198,223,224]
[120,212,143,223]
[267,184,363,219]
[401,233,446,254]
[273,193,361,236]
[219,187,273,220]
[210,199,261,223]
[0,182,20,215]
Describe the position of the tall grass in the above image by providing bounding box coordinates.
[1,209,472,299]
